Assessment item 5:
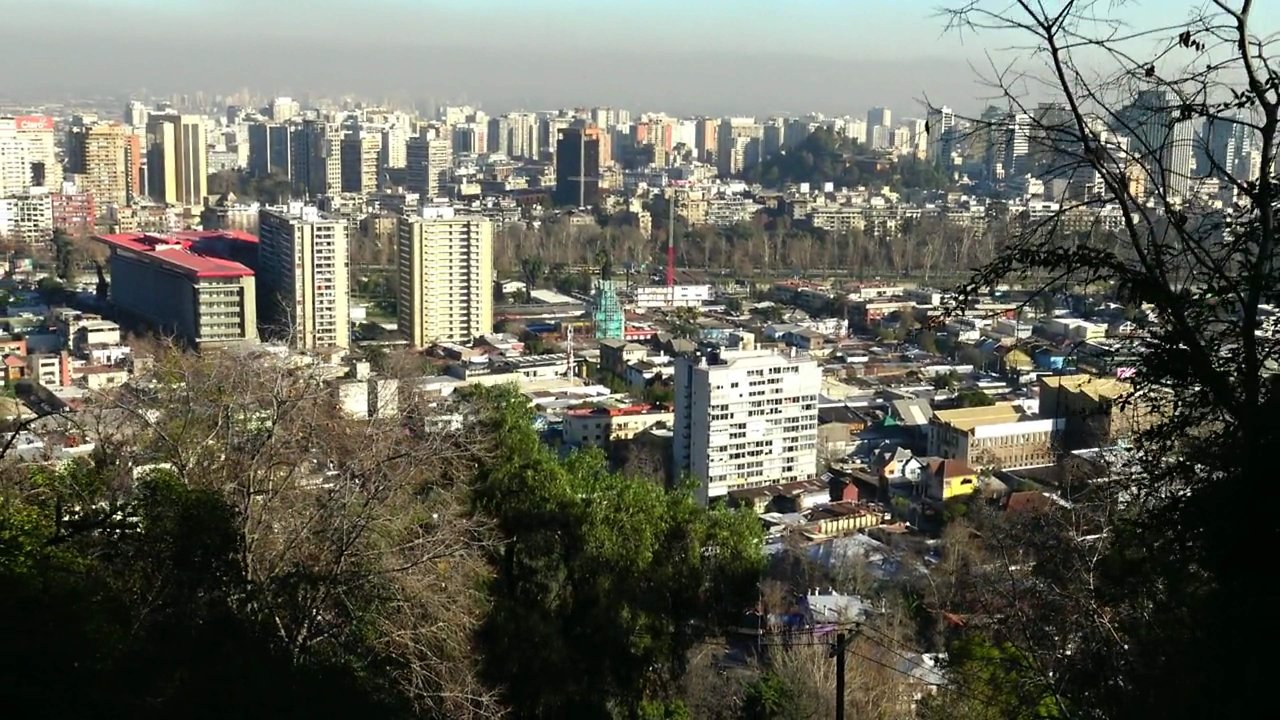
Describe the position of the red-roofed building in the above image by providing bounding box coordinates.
[563,403,674,448]
[94,232,258,347]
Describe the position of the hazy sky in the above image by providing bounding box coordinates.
[0,0,1266,116]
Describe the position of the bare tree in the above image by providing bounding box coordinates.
[85,344,505,717]
[933,2,1278,717]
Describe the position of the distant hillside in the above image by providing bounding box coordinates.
[745,127,948,191]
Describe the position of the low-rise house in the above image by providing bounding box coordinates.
[727,478,831,514]
[26,352,71,387]
[0,335,26,356]
[923,458,979,501]
[598,338,649,377]
[72,320,122,357]
[805,502,890,536]
[783,328,826,351]
[75,365,129,390]
[85,345,132,367]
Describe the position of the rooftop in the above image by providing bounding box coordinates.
[932,402,1030,431]
[926,457,977,479]
[1039,373,1131,400]
[95,232,255,280]
[565,403,669,418]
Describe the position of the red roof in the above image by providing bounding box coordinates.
[173,229,259,244]
[95,233,254,280]
[926,458,977,479]
[566,403,665,418]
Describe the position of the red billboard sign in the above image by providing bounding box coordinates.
[14,115,54,131]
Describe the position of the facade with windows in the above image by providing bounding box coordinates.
[258,205,350,350]
[674,349,821,504]
[94,232,257,347]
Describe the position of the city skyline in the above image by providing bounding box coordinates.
[0,0,1012,116]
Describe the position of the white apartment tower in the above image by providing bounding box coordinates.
[396,207,493,346]
[0,118,33,197]
[674,349,821,504]
[258,204,351,349]
[927,106,957,169]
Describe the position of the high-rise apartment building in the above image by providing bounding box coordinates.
[270,96,299,122]
[867,106,892,134]
[145,117,177,203]
[554,124,602,207]
[762,118,786,158]
[674,349,821,503]
[340,131,381,194]
[13,116,56,186]
[405,134,452,199]
[396,207,493,346]
[542,114,573,161]
[145,113,207,206]
[379,124,409,169]
[0,191,53,246]
[66,121,129,209]
[716,118,763,176]
[500,112,540,159]
[0,118,34,197]
[695,117,718,164]
[926,105,957,169]
[1200,112,1257,184]
[125,101,149,129]
[290,120,343,197]
[258,204,350,349]
[451,122,487,155]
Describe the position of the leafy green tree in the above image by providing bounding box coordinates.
[740,673,798,720]
[954,389,995,408]
[50,228,76,280]
[918,637,1065,719]
[918,330,940,354]
[469,387,763,718]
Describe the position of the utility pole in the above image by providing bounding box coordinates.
[833,631,847,720]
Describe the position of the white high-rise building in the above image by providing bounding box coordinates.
[927,106,957,168]
[866,106,892,149]
[504,112,540,159]
[12,116,56,186]
[258,204,350,349]
[673,349,821,504]
[396,207,493,346]
[0,118,33,196]
[380,123,410,169]
[270,97,300,122]
[125,101,149,129]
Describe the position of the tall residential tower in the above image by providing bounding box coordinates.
[396,207,493,346]
[258,204,350,349]
[673,349,821,504]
